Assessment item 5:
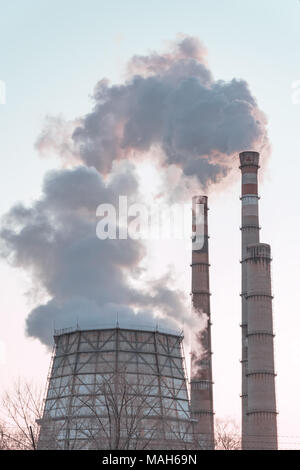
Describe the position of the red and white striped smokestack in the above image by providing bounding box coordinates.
[239,151,261,447]
[239,151,278,450]
[190,195,214,450]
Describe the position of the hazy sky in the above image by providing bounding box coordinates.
[0,0,300,449]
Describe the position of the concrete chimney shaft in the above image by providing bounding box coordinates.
[239,151,261,447]
[190,195,214,449]
[245,243,278,450]
[239,152,277,450]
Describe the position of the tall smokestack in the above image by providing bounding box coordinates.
[239,151,261,447]
[245,244,278,449]
[239,151,278,449]
[190,195,214,450]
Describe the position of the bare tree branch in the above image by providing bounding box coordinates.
[214,418,241,450]
[1,378,44,450]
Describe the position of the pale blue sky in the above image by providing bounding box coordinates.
[1,0,300,448]
[1,0,300,209]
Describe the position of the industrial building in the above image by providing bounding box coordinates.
[37,150,278,450]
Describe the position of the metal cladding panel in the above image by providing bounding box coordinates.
[38,328,193,450]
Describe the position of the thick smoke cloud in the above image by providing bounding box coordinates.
[0,165,186,346]
[1,35,270,348]
[37,35,269,187]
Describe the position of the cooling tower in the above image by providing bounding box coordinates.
[37,327,194,450]
[239,151,277,450]
[190,195,214,450]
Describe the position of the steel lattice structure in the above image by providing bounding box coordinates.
[38,327,194,450]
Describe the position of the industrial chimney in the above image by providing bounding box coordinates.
[190,195,214,449]
[245,243,278,449]
[239,151,278,450]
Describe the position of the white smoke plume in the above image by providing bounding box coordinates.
[0,35,270,348]
[36,35,269,188]
[0,165,187,346]
[190,308,210,379]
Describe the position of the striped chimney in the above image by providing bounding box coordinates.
[239,151,261,447]
[239,151,278,449]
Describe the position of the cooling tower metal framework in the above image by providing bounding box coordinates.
[37,327,194,450]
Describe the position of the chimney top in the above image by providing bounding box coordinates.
[192,195,208,205]
[239,151,260,169]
